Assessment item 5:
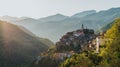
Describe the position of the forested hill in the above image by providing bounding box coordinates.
[60,18,120,67]
[99,21,114,32]
[32,18,120,67]
[0,20,53,67]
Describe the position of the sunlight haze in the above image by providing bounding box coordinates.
[0,0,120,18]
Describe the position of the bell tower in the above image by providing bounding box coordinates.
[81,24,84,29]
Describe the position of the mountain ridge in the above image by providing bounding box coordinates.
[0,7,120,42]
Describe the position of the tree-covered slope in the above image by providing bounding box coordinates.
[0,20,53,67]
[60,18,120,67]
[99,22,114,32]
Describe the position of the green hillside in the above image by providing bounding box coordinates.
[32,18,120,67]
[0,20,53,67]
[60,18,120,67]
[99,22,114,32]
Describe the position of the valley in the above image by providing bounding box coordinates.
[0,7,120,67]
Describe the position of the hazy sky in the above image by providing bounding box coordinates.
[0,0,120,18]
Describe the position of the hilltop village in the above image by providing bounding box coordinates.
[32,24,103,67]
[56,24,95,53]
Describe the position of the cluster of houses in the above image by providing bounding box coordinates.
[55,24,95,53]
[51,51,75,61]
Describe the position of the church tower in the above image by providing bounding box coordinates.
[81,24,84,29]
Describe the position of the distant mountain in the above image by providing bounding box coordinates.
[38,14,69,22]
[17,25,54,47]
[0,20,53,67]
[71,10,96,18]
[1,7,120,42]
[30,7,120,42]
[99,21,114,32]
[15,17,41,27]
[82,7,120,25]
[0,16,40,26]
[0,15,19,23]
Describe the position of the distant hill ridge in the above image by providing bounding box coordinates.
[0,7,120,42]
